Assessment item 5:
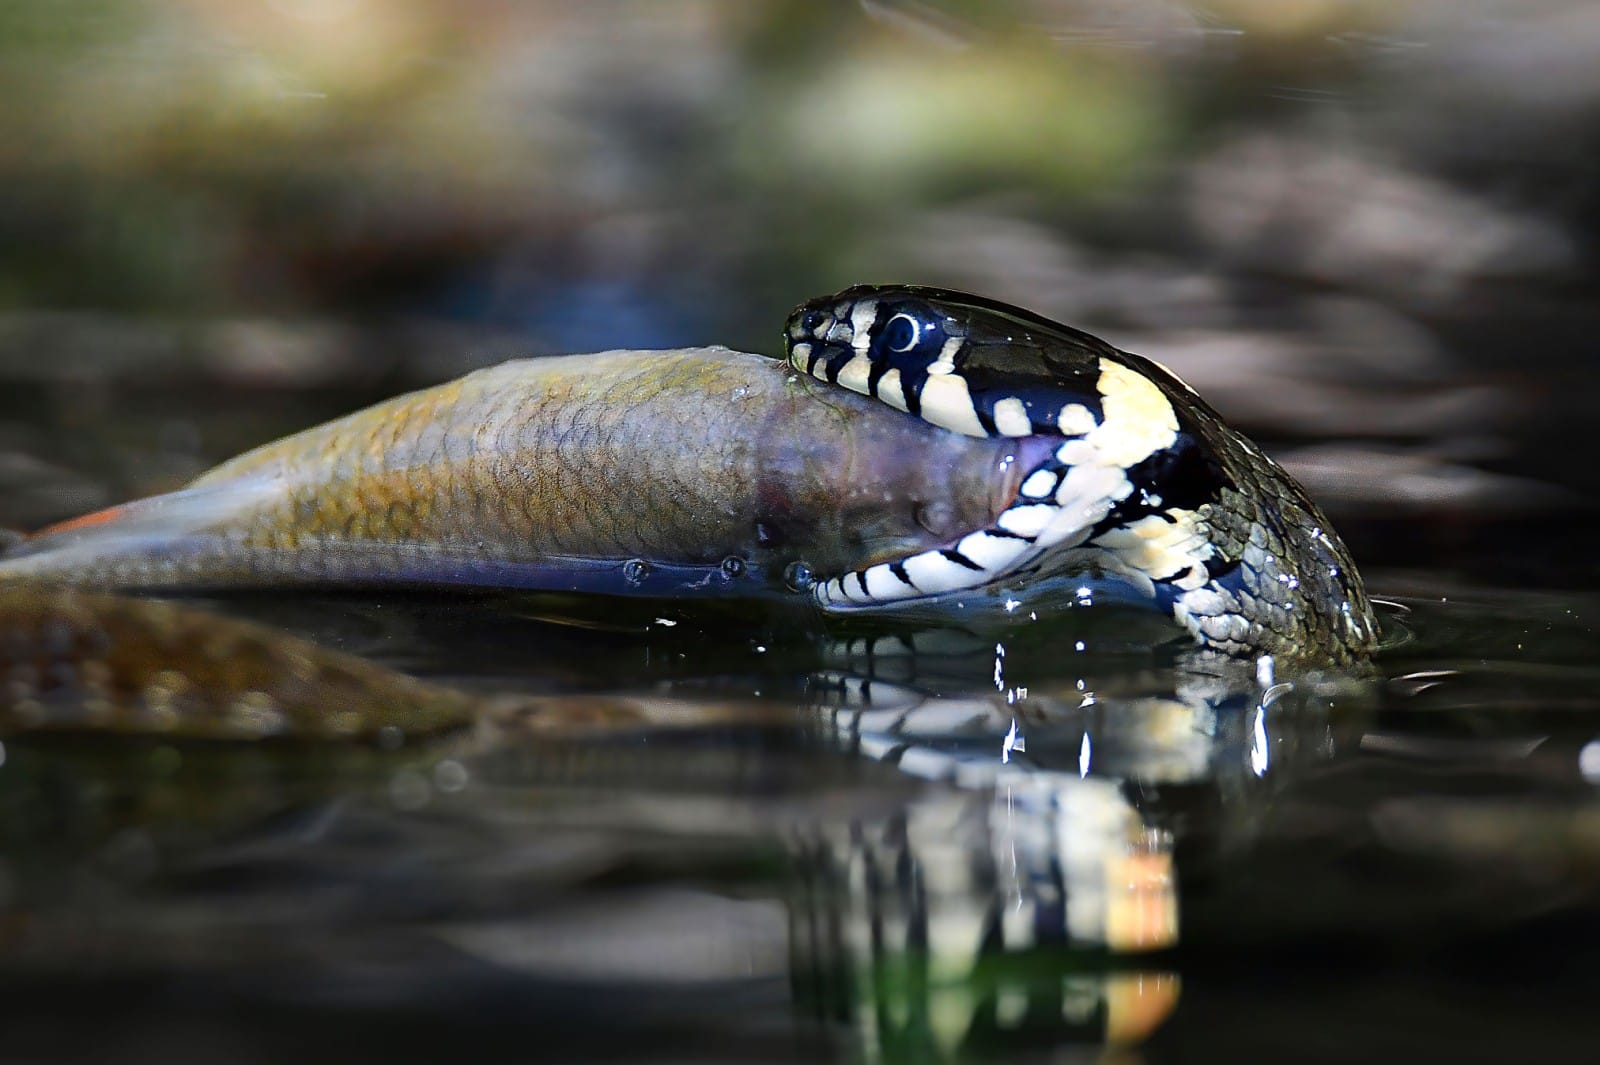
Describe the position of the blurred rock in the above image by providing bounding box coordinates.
[1120,322,1506,440]
[1187,135,1577,307]
[1400,0,1600,112]
[0,312,535,388]
[1279,444,1582,514]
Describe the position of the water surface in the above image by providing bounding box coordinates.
[1,550,1596,1064]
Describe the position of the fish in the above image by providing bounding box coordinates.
[0,347,1031,602]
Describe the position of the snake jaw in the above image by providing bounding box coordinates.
[810,412,1237,626]
[789,284,1379,660]
[790,287,1201,612]
[811,432,1142,611]
[812,434,1063,608]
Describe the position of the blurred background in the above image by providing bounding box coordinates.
[0,0,1596,587]
[4,8,1600,1062]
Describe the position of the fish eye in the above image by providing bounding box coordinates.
[881,312,922,354]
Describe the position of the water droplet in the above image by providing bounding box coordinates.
[1579,740,1600,783]
[622,558,651,586]
[784,561,815,592]
[433,760,470,793]
[720,555,747,579]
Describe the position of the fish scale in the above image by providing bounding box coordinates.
[0,347,1016,601]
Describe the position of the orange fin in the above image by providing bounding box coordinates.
[3,473,281,572]
[30,503,137,539]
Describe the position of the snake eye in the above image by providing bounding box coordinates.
[882,312,921,353]
[799,309,827,336]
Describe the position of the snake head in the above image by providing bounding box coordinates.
[786,284,1378,661]
[786,284,1162,440]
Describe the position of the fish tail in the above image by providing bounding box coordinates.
[0,475,281,584]
[24,501,141,540]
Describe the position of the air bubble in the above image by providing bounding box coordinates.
[784,561,816,592]
[720,555,747,579]
[622,558,651,586]
[914,501,956,537]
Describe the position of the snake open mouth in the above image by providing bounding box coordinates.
[813,433,1072,607]
[791,285,1219,612]
[784,284,1378,662]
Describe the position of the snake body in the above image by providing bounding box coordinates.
[0,289,1377,661]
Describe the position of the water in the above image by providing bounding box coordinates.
[0,564,1596,1062]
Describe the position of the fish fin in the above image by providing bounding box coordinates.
[0,475,282,576]
[28,502,141,539]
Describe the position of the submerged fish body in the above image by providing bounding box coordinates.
[0,347,1020,600]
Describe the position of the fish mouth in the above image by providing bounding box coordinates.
[814,434,1083,609]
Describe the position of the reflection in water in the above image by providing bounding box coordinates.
[0,589,1381,1059]
[15,590,1600,1060]
[787,634,1363,1059]
[792,770,1181,1055]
